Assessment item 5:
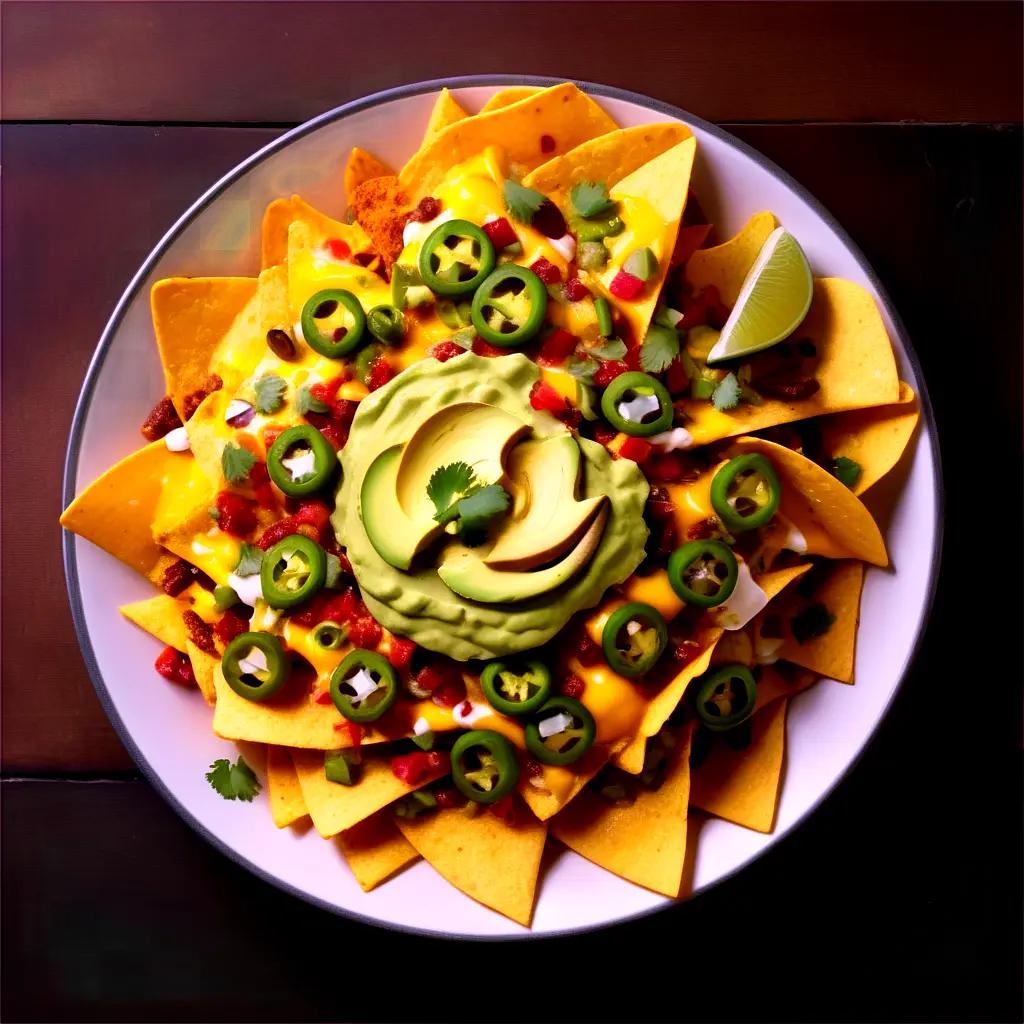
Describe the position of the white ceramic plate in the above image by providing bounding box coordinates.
[63,77,942,939]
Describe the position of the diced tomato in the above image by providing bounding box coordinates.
[348,616,382,649]
[530,257,561,285]
[248,461,276,508]
[214,610,249,646]
[429,340,466,363]
[262,426,284,452]
[619,437,653,464]
[388,637,417,670]
[482,217,518,249]
[432,679,467,708]
[529,380,567,413]
[325,237,352,261]
[295,499,330,531]
[407,196,441,223]
[336,720,363,746]
[434,786,465,809]
[309,375,346,406]
[154,646,196,687]
[559,673,585,699]
[573,630,602,667]
[592,423,619,446]
[646,452,692,483]
[525,758,544,778]
[471,338,510,358]
[316,421,348,451]
[593,360,628,387]
[609,270,644,300]
[624,345,643,372]
[215,490,258,538]
[537,328,578,366]
[314,688,334,705]
[671,223,711,266]
[390,750,449,786]
[565,276,590,302]
[665,356,690,395]
[415,662,455,694]
[366,358,395,392]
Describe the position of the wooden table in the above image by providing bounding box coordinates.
[3,3,1021,1021]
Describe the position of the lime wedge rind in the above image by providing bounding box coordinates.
[706,227,813,366]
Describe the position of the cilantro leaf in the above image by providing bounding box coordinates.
[205,756,261,802]
[640,323,681,373]
[711,372,742,412]
[590,338,627,362]
[568,356,597,382]
[503,179,546,224]
[234,543,264,577]
[570,180,614,218]
[790,603,836,645]
[427,461,477,520]
[455,485,511,547]
[831,456,862,489]
[221,443,255,483]
[253,374,287,414]
[296,383,330,416]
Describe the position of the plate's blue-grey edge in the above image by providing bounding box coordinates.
[62,74,945,941]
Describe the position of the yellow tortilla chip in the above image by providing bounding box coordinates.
[291,748,445,839]
[523,122,693,210]
[552,726,694,897]
[819,382,919,495]
[186,640,218,705]
[261,195,373,271]
[753,663,819,712]
[520,752,606,822]
[595,137,698,347]
[734,437,888,567]
[266,745,308,827]
[337,812,419,891]
[396,809,547,926]
[61,441,192,585]
[681,278,901,445]
[343,147,394,207]
[420,87,469,146]
[119,593,189,650]
[479,86,543,112]
[690,698,788,833]
[150,277,258,418]
[685,210,776,305]
[399,83,618,200]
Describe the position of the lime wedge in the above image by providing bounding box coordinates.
[706,227,813,365]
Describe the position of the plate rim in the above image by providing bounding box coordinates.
[61,73,945,940]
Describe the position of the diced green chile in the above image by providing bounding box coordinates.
[451,730,520,803]
[222,631,289,702]
[436,298,473,330]
[524,696,596,766]
[391,264,434,310]
[300,289,366,358]
[601,601,668,677]
[595,297,615,338]
[576,240,609,271]
[418,219,496,297]
[623,247,658,282]
[366,304,405,344]
[329,649,399,723]
[267,424,336,497]
[214,585,240,611]
[311,621,347,650]
[710,454,781,532]
[480,659,553,717]
[667,540,739,608]
[324,750,359,786]
[470,265,547,347]
[354,342,384,386]
[599,371,673,437]
[570,213,624,243]
[260,535,327,609]
[692,664,757,732]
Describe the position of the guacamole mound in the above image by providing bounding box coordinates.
[333,353,649,661]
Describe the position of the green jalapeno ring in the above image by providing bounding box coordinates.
[222,631,289,702]
[267,424,336,498]
[418,219,496,297]
[329,649,400,723]
[470,265,548,347]
[480,659,553,717]
[601,601,669,678]
[524,696,597,767]
[366,304,405,345]
[599,371,674,437]
[311,621,347,651]
[300,288,367,358]
[667,540,739,608]
[710,453,781,532]
[693,664,757,732]
[260,535,327,609]
[450,729,520,804]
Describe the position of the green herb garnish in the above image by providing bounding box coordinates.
[205,756,261,802]
[503,179,547,224]
[221,443,255,483]
[570,180,614,218]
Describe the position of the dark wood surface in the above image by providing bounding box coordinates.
[2,2,1022,1021]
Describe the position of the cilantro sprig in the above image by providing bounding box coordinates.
[503,179,546,224]
[221,443,255,483]
[234,543,264,577]
[570,180,614,218]
[640,323,681,373]
[206,756,261,802]
[427,462,511,547]
[253,374,287,414]
[711,372,742,412]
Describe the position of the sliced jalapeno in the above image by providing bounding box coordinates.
[470,265,547,347]
[330,649,399,723]
[366,304,405,344]
[300,289,366,358]
[480,659,552,717]
[260,535,327,609]
[451,730,520,804]
[693,664,757,732]
[418,219,496,297]
[311,621,347,651]
[267,424,336,498]
[602,601,669,677]
[222,631,289,702]
[524,696,596,766]
[668,540,739,608]
[600,371,673,437]
[710,454,781,532]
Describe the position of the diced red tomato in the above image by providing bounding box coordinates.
[471,338,510,358]
[390,750,449,786]
[348,615,382,649]
[262,426,284,452]
[619,437,653,464]
[336,720,363,746]
[525,758,544,778]
[529,380,567,413]
[214,610,249,647]
[388,637,417,670]
[415,661,457,694]
[565,276,590,302]
[537,328,578,366]
[530,257,561,285]
[624,345,643,372]
[429,341,465,363]
[366,358,395,392]
[646,452,692,483]
[593,360,628,387]
[482,217,518,249]
[325,238,352,262]
[432,679,466,708]
[434,786,465,809]
[154,646,196,687]
[610,271,644,300]
[592,423,619,446]
[573,629,602,667]
[314,688,334,705]
[559,673,585,699]
[248,461,276,508]
[215,490,258,538]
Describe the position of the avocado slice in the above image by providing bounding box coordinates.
[437,506,609,604]
[484,436,607,572]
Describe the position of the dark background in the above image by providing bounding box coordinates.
[2,3,1022,1022]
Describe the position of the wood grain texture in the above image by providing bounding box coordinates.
[2,1,1022,124]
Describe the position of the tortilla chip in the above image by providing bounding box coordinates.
[420,87,469,146]
[395,809,547,926]
[596,137,697,347]
[349,175,410,270]
[60,441,192,585]
[399,83,618,200]
[186,639,218,705]
[685,210,776,305]
[519,748,607,821]
[119,594,189,650]
[690,698,788,833]
[552,726,694,897]
[819,382,919,495]
[266,745,308,827]
[261,195,373,271]
[479,86,543,113]
[344,148,394,207]
[150,277,258,418]
[522,122,693,211]
[681,278,901,445]
[337,812,419,891]
[733,436,888,567]
[291,748,445,839]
